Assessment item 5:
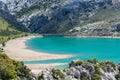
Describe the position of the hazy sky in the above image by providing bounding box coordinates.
[0,0,4,1]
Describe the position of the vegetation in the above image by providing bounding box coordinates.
[15,2,53,18]
[115,73,120,80]
[0,53,32,80]
[0,13,32,79]
[0,17,30,45]
[52,68,65,79]
[82,8,120,25]
[87,58,99,64]
[73,60,83,66]
[105,61,116,70]
[69,59,119,80]
[99,62,107,71]
[94,65,102,76]
[91,74,102,80]
[0,48,3,52]
[38,74,44,80]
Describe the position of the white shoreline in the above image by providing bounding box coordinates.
[4,36,73,61]
[65,35,120,38]
[26,63,67,74]
[4,36,73,74]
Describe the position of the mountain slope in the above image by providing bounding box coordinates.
[4,0,120,36]
[0,1,30,45]
[0,52,33,80]
[38,59,120,80]
[0,1,28,32]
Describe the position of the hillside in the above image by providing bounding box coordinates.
[0,1,30,45]
[37,59,120,80]
[1,51,120,80]
[0,16,30,45]
[4,0,120,36]
[0,1,28,32]
[0,2,33,80]
[0,52,33,80]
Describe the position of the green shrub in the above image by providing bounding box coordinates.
[105,61,116,70]
[38,74,44,80]
[0,53,9,59]
[99,62,107,71]
[82,77,88,80]
[94,65,102,75]
[0,53,31,80]
[2,42,5,47]
[115,73,120,80]
[0,48,3,52]
[52,68,65,79]
[0,59,17,80]
[91,74,102,80]
[87,58,98,64]
[74,60,83,66]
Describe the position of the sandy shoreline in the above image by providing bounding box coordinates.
[4,36,73,61]
[4,36,73,74]
[26,63,67,74]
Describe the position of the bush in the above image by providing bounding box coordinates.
[2,42,5,47]
[94,65,102,75]
[0,53,31,80]
[38,74,44,80]
[74,60,83,66]
[0,60,17,80]
[0,48,3,52]
[105,61,116,70]
[91,74,102,80]
[0,53,9,59]
[99,62,107,71]
[115,73,120,80]
[13,61,31,79]
[52,68,65,79]
[82,77,88,80]
[87,58,98,64]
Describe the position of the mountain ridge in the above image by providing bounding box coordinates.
[1,0,120,35]
[0,1,29,32]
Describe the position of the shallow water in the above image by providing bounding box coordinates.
[24,36,120,66]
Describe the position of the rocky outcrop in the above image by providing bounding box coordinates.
[0,1,28,31]
[6,0,38,15]
[6,0,60,15]
[14,0,113,34]
[2,0,120,35]
[37,59,120,80]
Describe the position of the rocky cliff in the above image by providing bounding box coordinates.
[0,1,28,31]
[37,59,120,80]
[2,0,120,35]
[6,0,61,15]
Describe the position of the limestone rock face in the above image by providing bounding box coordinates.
[38,60,120,80]
[6,0,60,15]
[1,0,120,35]
[6,0,38,14]
[0,1,16,26]
[11,0,113,34]
[0,1,8,11]
[0,1,28,31]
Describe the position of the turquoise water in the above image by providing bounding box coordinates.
[25,36,120,65]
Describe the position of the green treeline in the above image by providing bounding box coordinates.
[0,17,30,46]
[0,52,32,80]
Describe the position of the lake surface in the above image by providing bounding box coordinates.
[25,36,120,65]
